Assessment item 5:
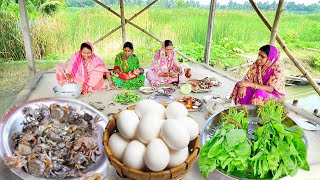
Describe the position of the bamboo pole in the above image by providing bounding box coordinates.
[204,0,217,64]
[18,0,36,77]
[93,0,158,44]
[120,0,126,44]
[249,0,320,95]
[269,0,284,45]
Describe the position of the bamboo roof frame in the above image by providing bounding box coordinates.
[18,0,320,95]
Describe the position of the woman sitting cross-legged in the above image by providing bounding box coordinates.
[146,40,184,86]
[230,45,285,105]
[111,42,145,89]
[56,42,114,94]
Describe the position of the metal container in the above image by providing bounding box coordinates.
[200,105,308,179]
[53,84,82,98]
[0,98,109,180]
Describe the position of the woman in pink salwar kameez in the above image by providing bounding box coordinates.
[56,42,113,94]
[230,45,285,105]
[146,40,183,86]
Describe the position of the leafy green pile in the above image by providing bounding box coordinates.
[199,100,310,180]
[251,100,309,179]
[114,92,141,103]
[199,108,250,178]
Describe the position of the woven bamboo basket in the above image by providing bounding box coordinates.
[103,105,200,180]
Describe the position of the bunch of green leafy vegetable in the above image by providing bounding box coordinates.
[114,92,141,103]
[198,107,251,178]
[251,100,309,179]
[198,100,310,180]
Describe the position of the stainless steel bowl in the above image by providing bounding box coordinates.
[139,87,155,95]
[0,98,109,180]
[53,84,82,98]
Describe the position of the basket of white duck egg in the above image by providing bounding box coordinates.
[103,99,200,179]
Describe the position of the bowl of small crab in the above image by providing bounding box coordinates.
[0,98,109,180]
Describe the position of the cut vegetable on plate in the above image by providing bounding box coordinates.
[114,92,141,103]
[176,96,202,111]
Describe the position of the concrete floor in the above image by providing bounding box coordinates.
[1,63,320,180]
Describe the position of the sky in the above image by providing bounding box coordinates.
[195,0,320,5]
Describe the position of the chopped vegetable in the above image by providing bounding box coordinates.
[115,92,141,103]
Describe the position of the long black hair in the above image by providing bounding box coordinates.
[80,42,92,51]
[123,42,134,51]
[164,40,173,48]
[259,45,270,56]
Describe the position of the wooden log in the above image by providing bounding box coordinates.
[204,0,217,64]
[249,0,320,95]
[18,0,36,77]
[93,0,158,44]
[120,0,126,44]
[269,0,284,45]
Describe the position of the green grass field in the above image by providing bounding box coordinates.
[26,7,320,68]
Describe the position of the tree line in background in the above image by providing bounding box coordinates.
[63,0,320,13]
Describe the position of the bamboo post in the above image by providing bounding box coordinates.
[249,0,320,95]
[120,0,126,44]
[18,0,36,77]
[269,0,284,45]
[204,0,217,64]
[93,0,158,44]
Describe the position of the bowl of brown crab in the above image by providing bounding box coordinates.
[0,98,109,180]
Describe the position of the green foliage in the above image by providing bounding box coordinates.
[199,101,310,179]
[43,53,61,60]
[39,1,62,15]
[311,56,320,71]
[198,108,250,178]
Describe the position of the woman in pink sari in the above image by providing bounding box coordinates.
[146,40,183,86]
[56,42,113,94]
[230,45,285,105]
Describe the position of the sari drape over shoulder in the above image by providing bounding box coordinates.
[146,43,183,86]
[230,45,285,105]
[56,42,109,94]
[111,52,145,89]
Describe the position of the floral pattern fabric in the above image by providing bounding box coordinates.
[230,45,286,105]
[111,52,145,89]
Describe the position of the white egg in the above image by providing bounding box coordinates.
[137,117,165,144]
[166,102,188,119]
[116,110,139,139]
[144,138,170,172]
[168,147,189,168]
[177,117,199,141]
[122,140,146,170]
[108,132,130,161]
[135,99,164,118]
[161,119,190,150]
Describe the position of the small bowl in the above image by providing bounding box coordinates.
[139,87,155,95]
[53,84,82,98]
[155,87,175,95]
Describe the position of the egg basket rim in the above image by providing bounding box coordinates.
[103,104,200,180]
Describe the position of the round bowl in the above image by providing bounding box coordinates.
[0,98,109,180]
[53,84,82,98]
[139,87,155,95]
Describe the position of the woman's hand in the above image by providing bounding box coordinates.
[169,71,178,78]
[238,81,251,88]
[109,82,117,90]
[238,87,247,98]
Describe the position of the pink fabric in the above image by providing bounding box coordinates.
[230,45,285,105]
[56,42,109,94]
[146,42,183,86]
